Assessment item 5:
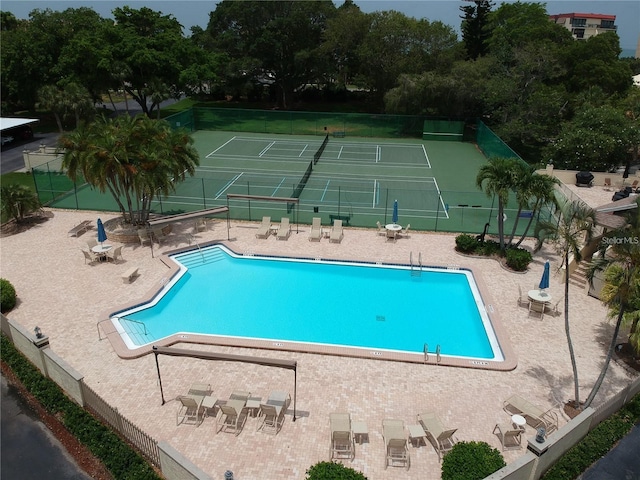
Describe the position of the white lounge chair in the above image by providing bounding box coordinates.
[417,412,457,461]
[330,412,354,460]
[255,216,271,239]
[258,391,290,435]
[176,395,204,427]
[330,219,343,243]
[503,394,558,433]
[276,217,291,240]
[309,217,322,242]
[383,419,410,470]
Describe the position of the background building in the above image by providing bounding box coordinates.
[550,12,617,40]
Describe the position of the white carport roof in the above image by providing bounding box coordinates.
[0,118,39,131]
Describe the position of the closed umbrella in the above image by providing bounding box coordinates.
[539,261,550,291]
[97,218,107,245]
[392,199,399,225]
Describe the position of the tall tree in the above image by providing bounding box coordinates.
[59,115,199,224]
[535,198,596,410]
[205,0,336,109]
[460,0,493,60]
[584,198,640,407]
[110,6,197,116]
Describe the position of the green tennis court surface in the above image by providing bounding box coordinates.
[38,129,544,236]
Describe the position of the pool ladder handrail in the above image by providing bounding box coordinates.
[186,233,204,262]
[96,317,148,341]
[423,343,442,364]
[410,252,422,277]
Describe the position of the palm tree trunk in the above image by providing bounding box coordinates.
[565,251,581,408]
[584,306,625,408]
[498,202,505,251]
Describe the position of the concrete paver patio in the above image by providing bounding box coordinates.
[1,194,636,479]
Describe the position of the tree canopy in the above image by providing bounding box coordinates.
[1,1,637,171]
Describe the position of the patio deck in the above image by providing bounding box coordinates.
[0,187,634,479]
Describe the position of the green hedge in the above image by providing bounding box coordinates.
[0,278,17,312]
[542,393,640,480]
[441,441,505,480]
[0,334,160,480]
[305,461,367,479]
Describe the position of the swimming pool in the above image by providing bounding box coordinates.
[110,245,509,367]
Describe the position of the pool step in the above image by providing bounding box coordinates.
[179,248,226,269]
[118,317,158,345]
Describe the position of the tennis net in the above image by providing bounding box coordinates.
[313,134,329,165]
[288,159,314,212]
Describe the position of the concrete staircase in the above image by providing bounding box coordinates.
[569,262,589,290]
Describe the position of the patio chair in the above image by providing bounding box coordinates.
[528,299,545,319]
[82,249,98,265]
[493,423,522,451]
[255,216,271,239]
[386,227,397,243]
[382,419,410,470]
[194,218,207,233]
[218,404,246,435]
[258,391,290,435]
[330,412,354,460]
[417,412,457,461]
[107,246,123,263]
[152,228,168,245]
[517,285,529,307]
[86,238,97,250]
[551,296,563,314]
[176,395,204,426]
[401,224,410,238]
[276,217,291,240]
[603,178,612,191]
[330,219,343,243]
[137,228,152,246]
[376,221,385,236]
[218,390,250,435]
[309,217,322,242]
[503,394,558,434]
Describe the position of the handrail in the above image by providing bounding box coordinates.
[119,317,148,336]
[424,343,428,363]
[436,345,441,364]
[187,233,204,262]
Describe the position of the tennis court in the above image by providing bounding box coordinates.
[35,111,548,236]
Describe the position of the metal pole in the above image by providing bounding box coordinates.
[153,346,166,405]
[202,178,206,209]
[293,363,297,421]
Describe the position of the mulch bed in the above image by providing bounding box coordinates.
[0,361,113,480]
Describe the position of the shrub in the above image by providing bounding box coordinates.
[455,234,478,253]
[0,334,161,480]
[306,461,368,480]
[477,240,501,256]
[505,247,533,271]
[0,278,17,312]
[441,441,505,480]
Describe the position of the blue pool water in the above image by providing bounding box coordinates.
[112,245,502,360]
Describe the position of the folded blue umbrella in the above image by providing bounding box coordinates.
[97,218,107,245]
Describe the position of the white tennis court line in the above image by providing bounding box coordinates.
[214,172,244,199]
[299,144,309,157]
[422,144,431,168]
[432,178,448,218]
[373,179,378,207]
[259,141,276,157]
[206,136,237,157]
[338,146,344,159]
[376,146,381,163]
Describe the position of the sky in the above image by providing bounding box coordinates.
[3,0,639,50]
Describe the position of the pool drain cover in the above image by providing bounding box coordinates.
[376,315,385,322]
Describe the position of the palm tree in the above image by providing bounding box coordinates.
[583,197,640,408]
[0,184,41,223]
[476,157,518,252]
[60,115,199,225]
[534,197,596,410]
[512,173,559,248]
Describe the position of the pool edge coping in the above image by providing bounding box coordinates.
[100,241,518,371]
